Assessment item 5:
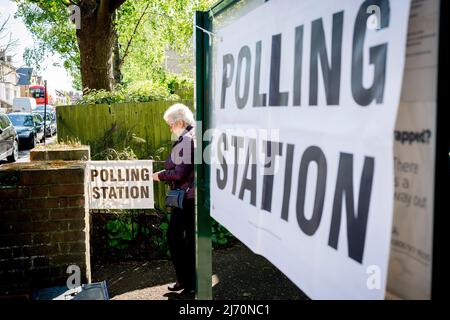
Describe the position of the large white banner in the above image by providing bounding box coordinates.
[87,161,154,209]
[387,0,439,300]
[209,0,411,299]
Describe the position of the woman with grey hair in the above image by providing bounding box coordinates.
[152,103,196,293]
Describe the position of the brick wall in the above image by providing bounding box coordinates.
[0,161,90,294]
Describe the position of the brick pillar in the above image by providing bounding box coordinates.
[0,161,90,293]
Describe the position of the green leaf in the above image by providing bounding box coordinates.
[159,222,169,231]
[108,238,120,248]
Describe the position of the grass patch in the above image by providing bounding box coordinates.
[35,137,83,150]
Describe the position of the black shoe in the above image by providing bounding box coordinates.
[168,282,184,291]
[181,288,195,295]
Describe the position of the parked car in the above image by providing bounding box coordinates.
[34,111,56,137]
[0,112,19,162]
[32,113,46,142]
[7,112,45,149]
[35,105,55,117]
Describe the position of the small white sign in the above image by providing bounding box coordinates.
[87,161,154,209]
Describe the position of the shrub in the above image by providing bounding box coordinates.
[165,74,194,100]
[211,220,236,248]
[77,75,193,105]
[78,82,179,105]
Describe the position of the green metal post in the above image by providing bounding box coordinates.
[194,10,212,300]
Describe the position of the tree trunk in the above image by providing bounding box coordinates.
[77,2,115,91]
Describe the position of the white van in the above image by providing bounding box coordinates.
[12,97,37,113]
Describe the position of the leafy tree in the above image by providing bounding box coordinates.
[16,0,127,91]
[15,0,213,91]
[16,1,81,88]
[116,0,211,85]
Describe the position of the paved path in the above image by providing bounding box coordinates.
[92,242,309,300]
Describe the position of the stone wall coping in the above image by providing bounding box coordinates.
[0,161,86,172]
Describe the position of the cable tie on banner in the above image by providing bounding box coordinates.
[195,24,222,44]
[208,7,215,20]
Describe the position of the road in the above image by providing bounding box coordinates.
[0,134,58,165]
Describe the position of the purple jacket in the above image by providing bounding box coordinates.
[158,125,195,199]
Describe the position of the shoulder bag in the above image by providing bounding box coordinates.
[165,184,192,210]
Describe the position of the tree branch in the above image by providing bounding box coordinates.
[0,15,19,60]
[117,1,150,69]
[0,15,10,34]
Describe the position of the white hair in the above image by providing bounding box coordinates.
[163,103,195,126]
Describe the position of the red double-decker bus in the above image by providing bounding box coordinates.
[29,85,49,105]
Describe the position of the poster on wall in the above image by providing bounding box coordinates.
[387,0,440,300]
[209,0,411,299]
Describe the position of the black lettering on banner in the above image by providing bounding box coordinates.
[351,0,389,106]
[108,169,116,182]
[101,186,108,198]
[91,169,98,182]
[269,34,289,106]
[328,153,374,263]
[221,54,235,108]
[217,133,228,190]
[231,136,244,195]
[100,169,108,182]
[235,46,252,109]
[253,41,267,107]
[118,169,125,181]
[261,141,283,212]
[141,168,150,181]
[296,146,327,236]
[309,11,343,106]
[219,1,393,108]
[130,169,140,181]
[293,25,304,106]
[239,138,257,206]
[141,186,149,198]
[131,186,139,199]
[109,187,117,199]
[92,186,100,199]
[117,186,124,198]
[281,144,295,221]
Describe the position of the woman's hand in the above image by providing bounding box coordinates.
[152,171,163,181]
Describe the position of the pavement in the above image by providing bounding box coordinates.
[92,241,309,300]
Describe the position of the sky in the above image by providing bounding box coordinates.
[0,0,75,93]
